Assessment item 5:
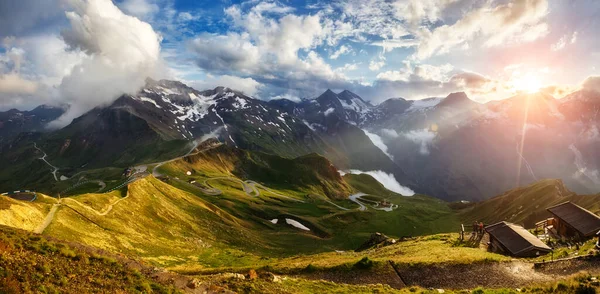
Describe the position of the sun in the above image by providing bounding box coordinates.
[512,74,542,94]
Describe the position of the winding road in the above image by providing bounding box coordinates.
[60,180,106,195]
[348,193,367,211]
[348,193,398,212]
[246,181,305,203]
[150,141,221,177]
[186,177,307,203]
[33,143,59,182]
[319,197,349,210]
[203,177,260,197]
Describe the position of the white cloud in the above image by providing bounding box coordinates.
[582,76,600,93]
[403,128,436,155]
[22,35,86,87]
[551,31,578,51]
[188,32,260,73]
[363,129,394,160]
[119,0,159,20]
[333,0,409,40]
[377,63,453,82]
[177,12,199,22]
[193,75,263,96]
[330,45,351,59]
[392,0,457,28]
[346,169,415,196]
[381,128,399,139]
[270,93,301,102]
[0,73,37,95]
[371,39,419,53]
[335,63,358,73]
[369,58,385,71]
[49,0,162,127]
[415,0,549,59]
[225,4,328,66]
[187,3,352,97]
[358,62,503,103]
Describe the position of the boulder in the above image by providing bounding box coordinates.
[247,269,258,280]
[259,272,281,283]
[355,232,397,252]
[187,278,202,289]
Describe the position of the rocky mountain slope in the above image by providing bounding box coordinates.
[3,79,600,202]
[0,105,64,145]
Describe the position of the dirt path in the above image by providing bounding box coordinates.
[63,191,130,216]
[299,259,600,291]
[391,260,598,290]
[34,202,60,234]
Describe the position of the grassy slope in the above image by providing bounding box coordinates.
[3,148,600,292]
[457,179,600,228]
[0,225,178,293]
[0,154,464,273]
[167,144,353,199]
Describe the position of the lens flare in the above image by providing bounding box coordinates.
[512,75,542,93]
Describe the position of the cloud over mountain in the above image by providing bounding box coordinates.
[51,0,162,127]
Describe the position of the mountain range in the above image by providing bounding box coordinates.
[2,78,600,201]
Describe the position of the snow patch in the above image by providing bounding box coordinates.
[344,170,415,196]
[324,108,335,116]
[285,218,310,231]
[139,97,162,108]
[407,98,442,112]
[232,97,250,109]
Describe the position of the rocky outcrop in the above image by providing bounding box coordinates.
[355,232,397,252]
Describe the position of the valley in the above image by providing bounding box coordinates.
[1,80,600,293]
[4,1,600,292]
[1,134,599,293]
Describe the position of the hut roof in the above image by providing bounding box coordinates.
[485,221,551,256]
[547,202,600,237]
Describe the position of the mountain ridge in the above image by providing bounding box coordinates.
[3,79,600,201]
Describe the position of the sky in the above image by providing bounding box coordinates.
[1,0,600,126]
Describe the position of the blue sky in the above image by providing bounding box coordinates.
[1,0,600,120]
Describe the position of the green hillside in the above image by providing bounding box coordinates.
[159,143,354,199]
[457,179,600,228]
[0,144,463,273]
[2,144,599,293]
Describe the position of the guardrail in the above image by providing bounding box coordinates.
[1,190,37,202]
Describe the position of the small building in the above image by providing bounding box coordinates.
[547,201,600,240]
[485,221,552,257]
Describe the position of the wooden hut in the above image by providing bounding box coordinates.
[485,221,552,257]
[546,202,600,240]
